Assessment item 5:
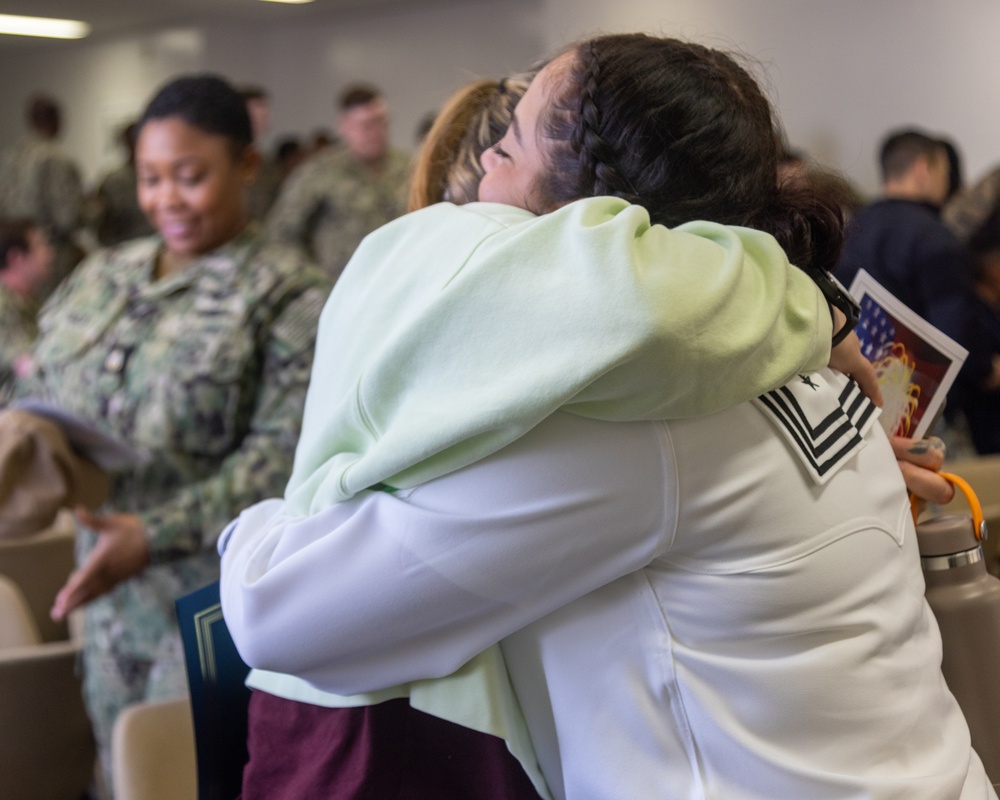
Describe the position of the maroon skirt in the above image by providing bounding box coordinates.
[239,690,544,800]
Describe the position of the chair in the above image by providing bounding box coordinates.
[0,573,41,648]
[112,696,198,800]
[0,577,96,800]
[940,454,1000,575]
[0,511,76,642]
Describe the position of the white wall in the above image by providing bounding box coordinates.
[238,1,543,156]
[541,0,1000,195]
[0,29,207,181]
[0,0,997,195]
[0,0,543,186]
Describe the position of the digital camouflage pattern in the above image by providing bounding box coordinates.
[944,164,1000,244]
[0,134,84,292]
[266,145,410,282]
[0,283,39,398]
[246,155,284,223]
[19,226,330,795]
[0,135,83,241]
[94,162,154,247]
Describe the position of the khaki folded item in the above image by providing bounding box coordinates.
[0,408,110,539]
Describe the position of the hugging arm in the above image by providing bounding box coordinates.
[221,414,671,694]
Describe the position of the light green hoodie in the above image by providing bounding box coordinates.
[285,197,831,513]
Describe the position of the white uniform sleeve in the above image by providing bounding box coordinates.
[220,413,675,695]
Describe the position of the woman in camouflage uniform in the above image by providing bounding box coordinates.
[19,75,330,798]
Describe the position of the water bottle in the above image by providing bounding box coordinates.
[917,472,1000,785]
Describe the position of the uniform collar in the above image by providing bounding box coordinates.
[142,224,261,297]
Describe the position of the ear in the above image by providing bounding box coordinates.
[911,154,932,183]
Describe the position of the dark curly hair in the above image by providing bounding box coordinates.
[538,33,845,273]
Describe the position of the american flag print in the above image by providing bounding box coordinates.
[857,296,896,362]
[854,293,952,437]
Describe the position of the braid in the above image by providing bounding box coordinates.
[573,41,633,199]
[572,42,601,194]
[538,31,843,272]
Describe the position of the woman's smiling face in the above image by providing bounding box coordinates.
[136,116,254,258]
[477,55,569,214]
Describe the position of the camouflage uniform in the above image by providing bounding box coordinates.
[0,134,84,290]
[246,155,284,223]
[94,162,154,246]
[266,145,410,281]
[944,165,1000,244]
[20,226,330,796]
[0,283,38,398]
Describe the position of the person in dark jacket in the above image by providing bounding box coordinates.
[836,128,1000,452]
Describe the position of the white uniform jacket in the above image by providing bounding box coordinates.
[221,370,995,800]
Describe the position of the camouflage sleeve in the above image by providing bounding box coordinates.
[943,166,1000,244]
[38,156,84,238]
[264,166,323,257]
[137,282,329,563]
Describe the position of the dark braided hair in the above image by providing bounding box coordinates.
[569,41,630,200]
[539,33,845,272]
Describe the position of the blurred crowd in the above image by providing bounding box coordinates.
[784,133,1000,457]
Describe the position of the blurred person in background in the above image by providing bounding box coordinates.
[274,136,306,183]
[91,122,155,247]
[0,218,52,396]
[0,94,83,295]
[8,74,329,798]
[239,85,283,222]
[945,160,1000,247]
[309,128,336,154]
[952,206,1000,453]
[778,146,865,220]
[836,129,1000,453]
[939,137,965,203]
[266,84,410,282]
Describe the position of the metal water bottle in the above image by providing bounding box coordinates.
[917,472,1000,785]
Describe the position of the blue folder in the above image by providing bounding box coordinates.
[176,579,252,800]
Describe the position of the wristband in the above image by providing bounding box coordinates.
[807,268,860,347]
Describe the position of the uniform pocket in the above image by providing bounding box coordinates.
[131,306,258,459]
[35,287,129,366]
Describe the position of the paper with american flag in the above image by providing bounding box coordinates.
[847,270,967,439]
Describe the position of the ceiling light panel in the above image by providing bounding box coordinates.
[0,13,90,39]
